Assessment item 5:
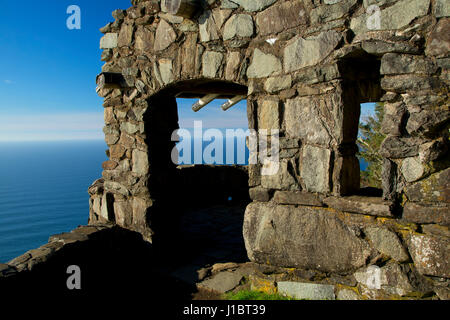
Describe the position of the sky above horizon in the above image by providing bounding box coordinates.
[0,1,374,142]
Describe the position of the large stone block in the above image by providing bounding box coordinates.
[256,1,308,36]
[311,0,358,24]
[158,59,174,85]
[323,196,395,217]
[247,49,282,78]
[100,33,118,49]
[426,18,450,58]
[135,26,154,52]
[364,227,409,262]
[379,136,420,159]
[354,263,414,296]
[401,157,425,183]
[243,203,371,272]
[223,14,254,40]
[381,75,441,93]
[381,53,437,75]
[284,96,332,145]
[261,160,298,191]
[132,149,149,175]
[350,0,431,34]
[300,145,331,193]
[435,0,450,17]
[406,108,450,136]
[278,282,335,300]
[284,30,341,72]
[154,19,176,51]
[264,75,292,93]
[117,24,134,47]
[407,233,450,278]
[202,51,224,78]
[273,191,323,207]
[198,10,219,42]
[258,99,280,130]
[405,168,450,203]
[403,202,450,225]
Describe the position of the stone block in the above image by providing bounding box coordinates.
[264,75,292,93]
[197,271,244,293]
[243,203,371,272]
[258,99,280,130]
[198,10,219,42]
[117,24,134,47]
[311,0,357,24]
[100,33,118,49]
[249,187,271,202]
[132,149,149,175]
[337,289,361,300]
[379,136,420,159]
[405,168,450,203]
[323,196,395,217]
[401,157,426,183]
[350,0,430,34]
[256,1,308,36]
[285,96,332,145]
[435,0,450,17]
[364,227,409,262]
[381,53,437,75]
[223,14,254,40]
[247,49,282,78]
[278,282,336,300]
[403,202,450,225]
[381,75,441,93]
[261,160,298,191]
[407,233,450,278]
[426,18,450,58]
[301,145,331,194]
[273,191,323,207]
[284,31,341,72]
[202,51,224,78]
[154,19,176,51]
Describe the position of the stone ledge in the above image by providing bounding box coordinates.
[403,202,450,225]
[273,191,323,206]
[0,264,17,278]
[7,224,115,273]
[323,196,395,217]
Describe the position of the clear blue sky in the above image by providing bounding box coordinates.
[0,0,132,141]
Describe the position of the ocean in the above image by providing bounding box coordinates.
[0,139,368,263]
[0,141,107,263]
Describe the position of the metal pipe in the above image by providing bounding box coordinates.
[191,94,219,112]
[221,95,246,111]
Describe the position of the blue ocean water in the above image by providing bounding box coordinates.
[0,141,107,263]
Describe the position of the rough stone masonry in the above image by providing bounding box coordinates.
[2,0,447,300]
[86,0,450,299]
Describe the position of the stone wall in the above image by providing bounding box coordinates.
[89,0,449,299]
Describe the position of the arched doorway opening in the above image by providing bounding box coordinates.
[145,79,251,282]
